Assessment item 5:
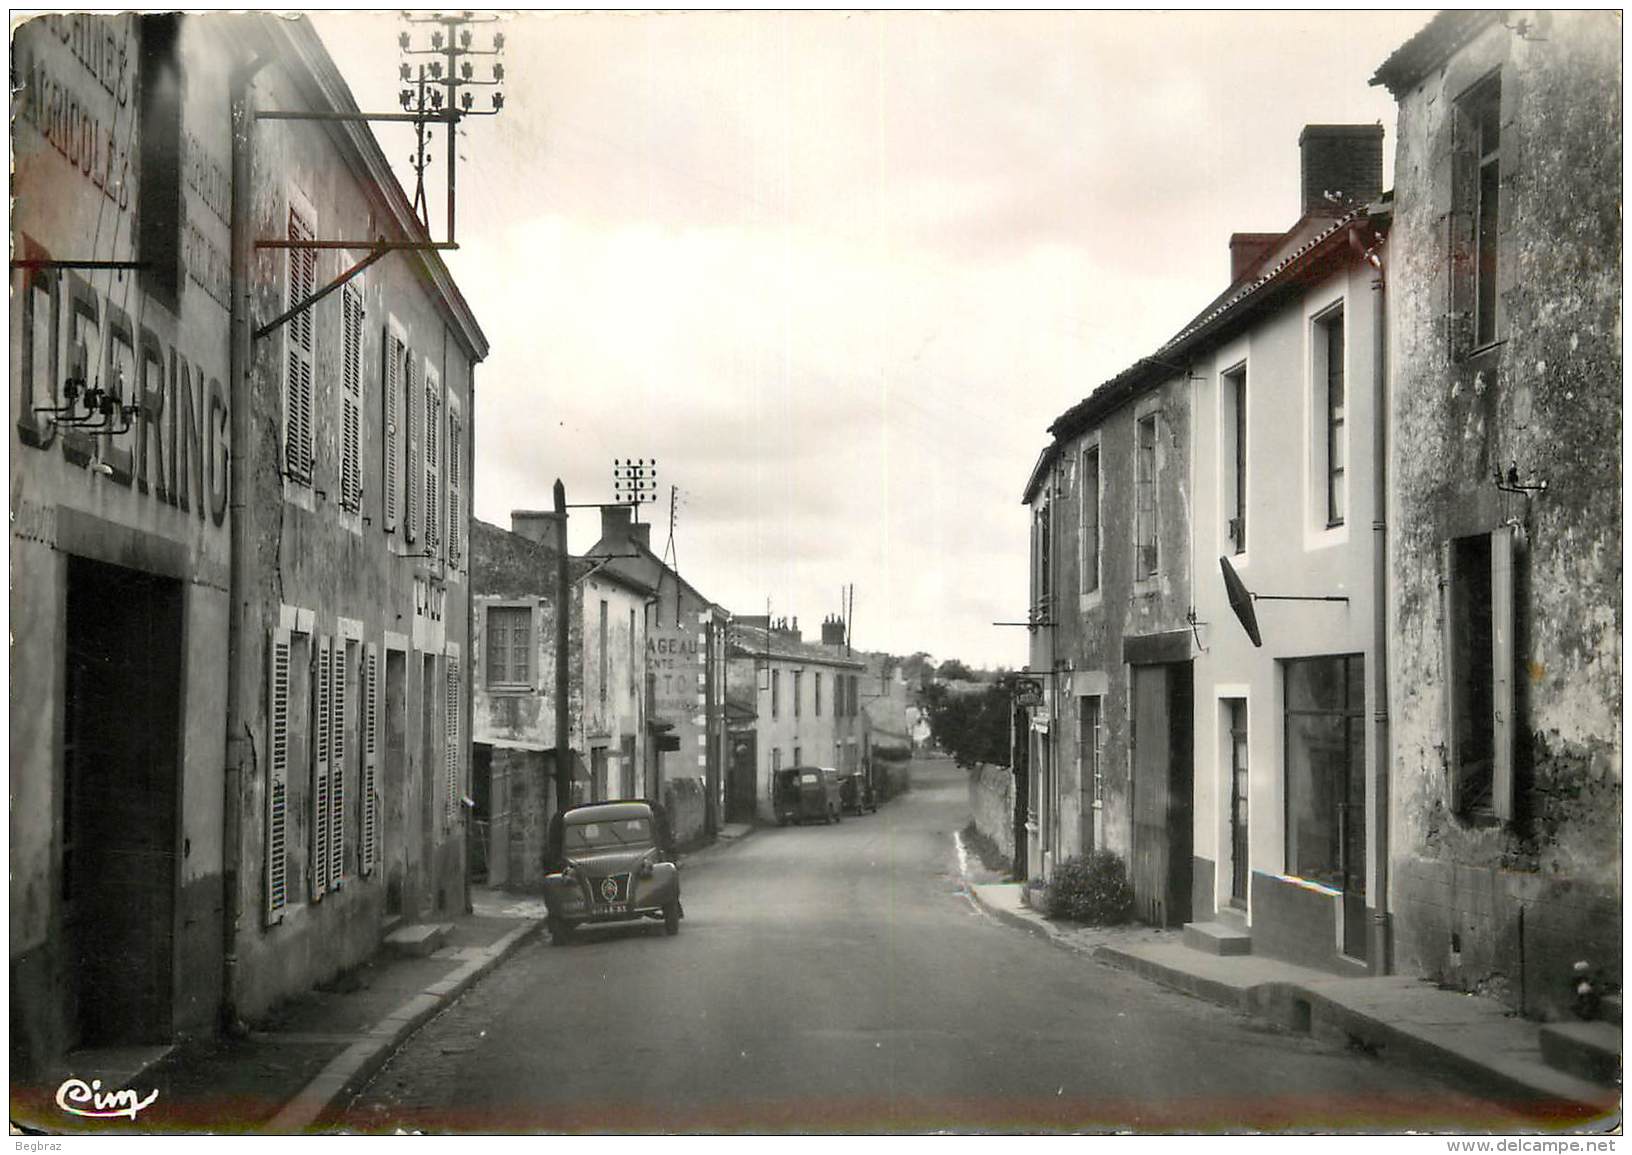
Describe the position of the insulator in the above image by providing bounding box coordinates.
[493,62,504,81]
[492,91,504,111]
[493,31,505,50]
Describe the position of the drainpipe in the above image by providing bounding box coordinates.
[1364,221,1392,974]
[222,40,272,1035]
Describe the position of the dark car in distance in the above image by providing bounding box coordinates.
[773,766,843,825]
[840,770,876,816]
[541,800,682,943]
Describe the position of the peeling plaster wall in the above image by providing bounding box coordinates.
[1031,373,1194,879]
[1385,12,1622,1016]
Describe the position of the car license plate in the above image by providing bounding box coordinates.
[596,903,628,915]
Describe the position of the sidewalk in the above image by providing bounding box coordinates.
[968,881,1621,1127]
[11,887,544,1135]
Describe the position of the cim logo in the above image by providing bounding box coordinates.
[55,1077,158,1122]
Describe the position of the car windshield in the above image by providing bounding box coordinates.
[565,816,652,851]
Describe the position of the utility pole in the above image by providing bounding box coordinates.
[553,479,572,816]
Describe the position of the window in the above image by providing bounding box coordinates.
[771,747,783,774]
[1032,502,1052,612]
[1080,445,1101,595]
[1079,696,1103,807]
[309,634,346,899]
[815,673,823,717]
[628,607,636,701]
[283,197,316,485]
[339,281,364,512]
[446,402,462,564]
[1446,530,1515,819]
[1284,655,1365,895]
[1222,364,1247,553]
[1226,699,1249,905]
[403,350,419,543]
[794,746,802,766]
[423,364,442,554]
[486,606,531,687]
[598,599,609,709]
[771,670,780,720]
[1456,75,1503,353]
[382,326,406,533]
[137,15,183,303]
[794,671,803,718]
[1314,308,1346,528]
[1135,413,1159,578]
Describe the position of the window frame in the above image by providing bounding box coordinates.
[1455,71,1505,356]
[1134,409,1161,581]
[1310,302,1348,535]
[1078,437,1102,605]
[1221,361,1248,556]
[484,602,535,691]
[283,187,318,490]
[1444,528,1516,821]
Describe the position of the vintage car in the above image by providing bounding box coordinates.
[541,800,682,943]
[839,770,877,816]
[772,766,843,825]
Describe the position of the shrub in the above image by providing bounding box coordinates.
[1044,851,1135,925]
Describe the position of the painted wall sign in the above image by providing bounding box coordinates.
[649,627,705,718]
[13,29,134,212]
[14,238,230,527]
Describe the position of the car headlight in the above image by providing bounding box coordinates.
[637,856,655,878]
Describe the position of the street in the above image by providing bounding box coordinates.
[339,757,1531,1133]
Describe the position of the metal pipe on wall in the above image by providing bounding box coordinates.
[1365,224,1393,975]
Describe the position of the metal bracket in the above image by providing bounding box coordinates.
[10,259,148,271]
[254,245,390,343]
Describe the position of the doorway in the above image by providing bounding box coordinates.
[1225,699,1249,908]
[727,731,757,823]
[1129,662,1194,928]
[384,648,407,916]
[63,556,182,1047]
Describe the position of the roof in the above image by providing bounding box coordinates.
[1023,200,1389,502]
[471,519,655,599]
[1370,11,1499,95]
[727,624,867,670]
[273,15,489,362]
[585,533,724,619]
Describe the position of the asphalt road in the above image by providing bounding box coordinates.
[341,757,1532,1134]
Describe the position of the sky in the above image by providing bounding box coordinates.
[311,10,1429,670]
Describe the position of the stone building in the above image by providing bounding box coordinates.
[9,13,487,1077]
[1372,10,1622,1016]
[726,617,866,823]
[469,516,652,888]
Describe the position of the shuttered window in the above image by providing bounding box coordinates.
[312,634,332,900]
[445,657,461,828]
[486,606,531,686]
[404,352,419,544]
[266,629,292,923]
[382,329,403,533]
[424,367,442,555]
[340,283,364,512]
[361,643,380,875]
[284,204,316,485]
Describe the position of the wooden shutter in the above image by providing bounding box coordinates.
[1491,525,1515,821]
[382,331,401,533]
[1442,541,1465,807]
[340,285,363,511]
[404,353,419,544]
[424,370,441,555]
[445,657,460,827]
[266,629,292,923]
[285,205,315,483]
[312,633,332,900]
[362,643,380,875]
[329,637,347,888]
[447,411,461,567]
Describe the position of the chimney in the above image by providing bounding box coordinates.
[1298,124,1384,217]
[510,509,562,545]
[1229,233,1280,282]
[821,615,846,647]
[630,522,652,550]
[599,503,634,544]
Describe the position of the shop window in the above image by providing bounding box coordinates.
[1080,444,1101,595]
[137,14,183,304]
[1135,413,1159,578]
[1445,530,1515,819]
[1283,655,1365,894]
[1221,364,1247,554]
[485,605,531,688]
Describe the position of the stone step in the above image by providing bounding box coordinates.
[1539,1021,1622,1087]
[383,922,454,958]
[1182,920,1253,956]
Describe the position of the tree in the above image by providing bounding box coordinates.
[936,658,975,682]
[921,681,1010,768]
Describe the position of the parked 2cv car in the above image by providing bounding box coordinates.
[542,800,682,943]
[772,766,843,825]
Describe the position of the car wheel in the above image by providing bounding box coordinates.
[664,901,680,935]
[834,807,843,824]
[548,916,574,946]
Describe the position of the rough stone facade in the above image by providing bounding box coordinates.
[969,764,1016,867]
[1376,10,1622,1016]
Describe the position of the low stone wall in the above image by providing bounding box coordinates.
[664,775,708,849]
[968,763,1014,865]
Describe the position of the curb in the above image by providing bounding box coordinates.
[967,882,1618,1120]
[265,918,545,1133]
